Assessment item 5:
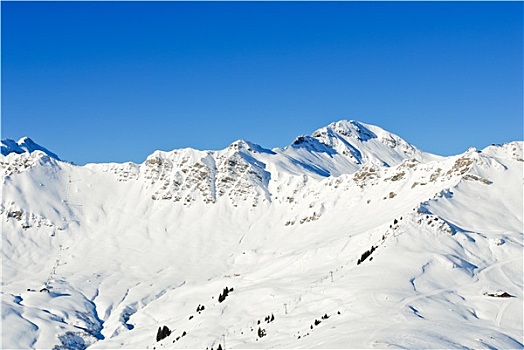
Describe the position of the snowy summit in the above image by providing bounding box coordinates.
[1,120,523,349]
[1,136,60,160]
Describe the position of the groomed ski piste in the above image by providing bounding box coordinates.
[2,120,523,349]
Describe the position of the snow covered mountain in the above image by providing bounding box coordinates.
[1,136,60,160]
[2,120,523,349]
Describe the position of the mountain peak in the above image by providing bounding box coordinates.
[314,120,377,142]
[306,119,435,168]
[1,137,60,160]
[227,139,276,155]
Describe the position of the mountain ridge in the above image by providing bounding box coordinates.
[1,120,431,168]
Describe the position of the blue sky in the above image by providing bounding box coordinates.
[2,1,522,164]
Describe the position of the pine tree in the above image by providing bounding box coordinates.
[156,325,171,342]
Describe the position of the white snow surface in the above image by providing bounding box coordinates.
[1,120,523,349]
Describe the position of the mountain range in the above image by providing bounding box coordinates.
[2,120,522,349]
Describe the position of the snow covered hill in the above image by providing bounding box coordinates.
[1,121,523,349]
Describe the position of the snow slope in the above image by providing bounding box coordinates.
[1,121,522,349]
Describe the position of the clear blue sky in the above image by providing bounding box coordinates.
[2,1,522,164]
